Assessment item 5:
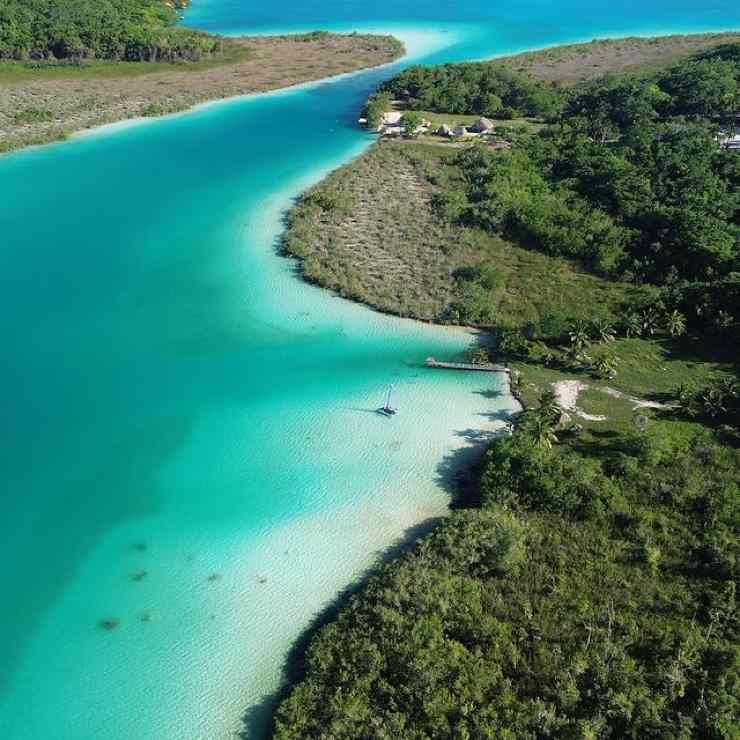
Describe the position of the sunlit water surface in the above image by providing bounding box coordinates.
[1,1,739,738]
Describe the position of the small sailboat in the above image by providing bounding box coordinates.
[378,384,398,416]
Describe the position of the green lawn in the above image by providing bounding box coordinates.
[511,333,736,450]
[413,110,544,132]
[471,233,642,327]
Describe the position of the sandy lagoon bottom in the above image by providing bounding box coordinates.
[0,72,518,740]
[1,326,517,740]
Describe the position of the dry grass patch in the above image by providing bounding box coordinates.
[285,142,460,320]
[283,141,635,325]
[494,32,740,83]
[0,33,403,154]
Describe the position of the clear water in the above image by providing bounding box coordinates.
[1,3,739,740]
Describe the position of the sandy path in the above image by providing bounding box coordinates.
[552,380,607,421]
[552,379,671,422]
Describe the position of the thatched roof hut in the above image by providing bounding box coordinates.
[470,117,495,133]
[380,111,403,125]
[381,124,404,137]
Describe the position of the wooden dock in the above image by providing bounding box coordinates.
[425,357,509,373]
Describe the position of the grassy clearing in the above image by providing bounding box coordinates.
[283,140,633,324]
[412,110,544,131]
[11,108,53,124]
[475,240,640,327]
[596,335,735,398]
[510,333,736,452]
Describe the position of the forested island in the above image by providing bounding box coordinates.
[0,1,404,153]
[274,34,739,738]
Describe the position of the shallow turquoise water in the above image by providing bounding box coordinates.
[185,0,740,63]
[1,3,740,739]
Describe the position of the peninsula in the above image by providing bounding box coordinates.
[0,1,403,153]
[273,33,740,738]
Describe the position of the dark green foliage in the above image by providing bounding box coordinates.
[274,430,739,739]
[662,275,740,341]
[376,42,740,129]
[564,77,669,140]
[427,50,740,289]
[400,110,424,136]
[543,120,739,283]
[446,143,631,276]
[373,44,740,293]
[301,189,353,216]
[659,58,740,116]
[447,264,503,325]
[380,62,563,118]
[362,91,393,128]
[0,0,223,62]
[674,377,740,428]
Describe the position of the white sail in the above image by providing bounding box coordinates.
[384,385,396,411]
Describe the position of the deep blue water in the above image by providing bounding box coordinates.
[1,2,739,739]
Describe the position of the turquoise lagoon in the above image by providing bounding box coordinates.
[2,2,740,739]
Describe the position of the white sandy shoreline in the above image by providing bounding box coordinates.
[3,26,457,159]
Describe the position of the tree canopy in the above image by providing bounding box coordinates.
[0,0,222,61]
[379,62,564,119]
[415,47,740,338]
[274,430,739,739]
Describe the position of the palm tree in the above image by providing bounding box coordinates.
[525,412,559,449]
[700,387,727,418]
[538,389,562,425]
[713,310,734,332]
[703,379,737,418]
[716,377,739,399]
[574,349,594,369]
[665,310,687,337]
[594,353,619,379]
[532,341,555,367]
[640,307,662,336]
[569,320,591,351]
[514,391,562,448]
[536,343,557,367]
[623,312,643,338]
[468,347,490,365]
[675,383,699,417]
[591,318,616,344]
